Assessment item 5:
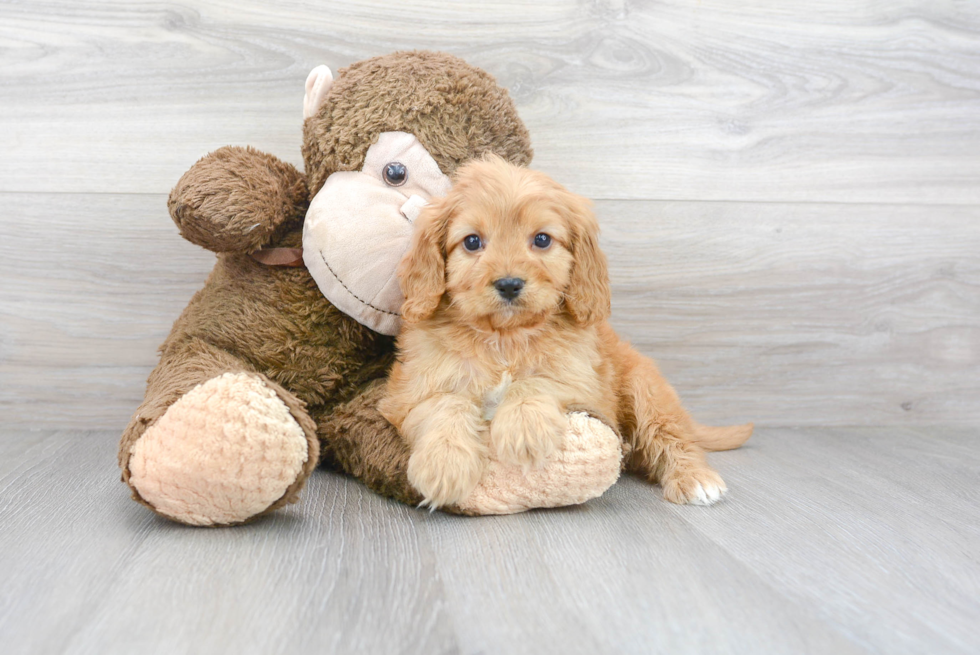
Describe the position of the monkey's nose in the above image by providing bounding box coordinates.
[400,194,428,222]
[494,277,525,301]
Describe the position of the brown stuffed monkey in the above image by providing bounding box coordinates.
[118,51,622,526]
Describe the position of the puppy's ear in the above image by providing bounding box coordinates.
[398,195,453,323]
[562,192,611,326]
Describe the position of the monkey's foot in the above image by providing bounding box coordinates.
[457,412,622,515]
[127,373,312,526]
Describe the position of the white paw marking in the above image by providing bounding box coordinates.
[688,480,727,506]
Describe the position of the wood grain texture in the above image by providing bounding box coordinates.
[0,427,977,654]
[2,193,977,429]
[2,0,980,202]
[0,193,213,429]
[602,199,980,427]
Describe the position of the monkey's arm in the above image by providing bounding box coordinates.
[168,146,309,253]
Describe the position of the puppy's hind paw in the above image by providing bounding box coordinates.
[661,467,728,506]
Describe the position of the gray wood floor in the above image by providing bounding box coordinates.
[2,1,979,653]
[1,427,978,654]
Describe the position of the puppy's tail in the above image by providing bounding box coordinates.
[692,421,754,452]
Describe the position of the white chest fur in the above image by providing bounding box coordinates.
[481,371,513,422]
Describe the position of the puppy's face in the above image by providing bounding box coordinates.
[442,169,574,329]
[399,156,611,331]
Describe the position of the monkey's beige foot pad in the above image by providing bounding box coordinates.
[127,372,310,526]
[457,412,622,515]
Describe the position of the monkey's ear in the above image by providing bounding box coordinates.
[562,193,611,326]
[398,195,453,323]
[303,65,334,119]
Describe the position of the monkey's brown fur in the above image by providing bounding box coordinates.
[119,51,533,523]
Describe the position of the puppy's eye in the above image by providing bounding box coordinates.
[383,162,407,187]
[462,234,483,252]
[533,233,552,249]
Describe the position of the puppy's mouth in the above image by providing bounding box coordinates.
[448,283,557,332]
[485,298,552,330]
[496,298,524,312]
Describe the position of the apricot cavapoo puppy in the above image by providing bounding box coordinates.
[380,156,752,509]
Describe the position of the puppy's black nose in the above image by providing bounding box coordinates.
[494,277,525,301]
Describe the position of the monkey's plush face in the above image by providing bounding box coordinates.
[298,53,534,335]
[302,131,451,335]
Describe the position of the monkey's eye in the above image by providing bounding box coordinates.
[463,234,483,252]
[533,233,552,249]
[383,162,407,186]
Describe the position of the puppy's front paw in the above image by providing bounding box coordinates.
[407,439,486,509]
[661,466,728,506]
[491,396,567,469]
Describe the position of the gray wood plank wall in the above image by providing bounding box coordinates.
[2,0,979,430]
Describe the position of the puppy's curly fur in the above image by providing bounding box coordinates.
[380,156,752,509]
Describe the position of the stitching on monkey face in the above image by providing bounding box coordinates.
[319,250,401,317]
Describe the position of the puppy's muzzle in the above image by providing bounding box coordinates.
[494,277,525,301]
